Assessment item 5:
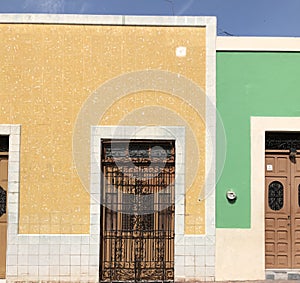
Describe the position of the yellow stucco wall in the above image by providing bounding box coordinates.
[0,24,206,234]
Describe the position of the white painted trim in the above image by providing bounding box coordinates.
[0,13,215,27]
[2,14,300,53]
[217,36,300,52]
[0,124,21,282]
[205,13,217,240]
[91,126,185,282]
[249,117,300,280]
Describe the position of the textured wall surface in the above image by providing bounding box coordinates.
[216,51,300,228]
[216,51,300,281]
[0,24,207,234]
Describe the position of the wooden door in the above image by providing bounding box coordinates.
[265,151,300,269]
[290,155,300,267]
[265,153,291,268]
[0,154,8,278]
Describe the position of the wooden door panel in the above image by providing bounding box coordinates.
[0,223,7,277]
[265,176,291,269]
[277,255,289,267]
[291,156,300,268]
[278,157,290,174]
[292,156,300,176]
[291,170,300,268]
[265,242,275,253]
[0,156,8,279]
[265,255,275,267]
[265,156,275,173]
[265,154,291,269]
[265,155,289,176]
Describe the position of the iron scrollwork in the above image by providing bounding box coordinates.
[268,181,284,211]
[0,186,6,217]
[0,136,9,152]
[100,140,175,282]
[266,132,300,150]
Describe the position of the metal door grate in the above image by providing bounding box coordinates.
[100,140,175,282]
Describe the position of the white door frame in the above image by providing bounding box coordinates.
[251,117,300,276]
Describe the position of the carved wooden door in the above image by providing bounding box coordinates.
[265,151,300,268]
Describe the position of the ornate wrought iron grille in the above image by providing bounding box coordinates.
[0,186,6,217]
[268,181,284,211]
[0,136,9,152]
[100,140,175,283]
[266,132,300,150]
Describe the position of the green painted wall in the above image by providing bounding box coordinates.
[216,52,300,228]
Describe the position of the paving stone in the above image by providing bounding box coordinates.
[288,273,300,280]
[266,273,275,280]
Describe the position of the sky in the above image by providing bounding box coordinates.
[0,0,300,37]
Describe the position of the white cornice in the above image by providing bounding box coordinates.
[1,14,299,52]
[217,36,300,52]
[0,13,215,26]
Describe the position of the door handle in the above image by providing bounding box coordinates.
[288,215,291,220]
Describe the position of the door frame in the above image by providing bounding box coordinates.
[91,126,185,282]
[0,125,21,281]
[251,117,300,275]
